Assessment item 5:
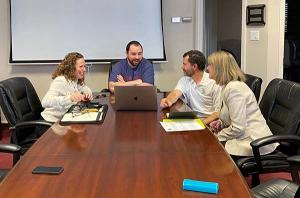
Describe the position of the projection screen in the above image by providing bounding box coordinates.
[10,0,166,63]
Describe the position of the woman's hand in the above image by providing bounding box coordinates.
[70,91,84,102]
[83,93,93,102]
[70,91,93,103]
[209,120,222,133]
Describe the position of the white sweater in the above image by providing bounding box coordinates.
[41,76,92,122]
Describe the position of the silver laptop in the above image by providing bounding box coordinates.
[114,86,158,111]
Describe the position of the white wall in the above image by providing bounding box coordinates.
[156,0,197,91]
[0,0,199,122]
[241,0,285,94]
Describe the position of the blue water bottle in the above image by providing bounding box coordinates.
[182,179,219,194]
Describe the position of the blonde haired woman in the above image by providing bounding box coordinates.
[41,52,93,122]
[207,51,277,160]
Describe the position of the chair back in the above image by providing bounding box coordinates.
[0,77,44,145]
[237,79,300,186]
[259,79,300,136]
[244,74,262,102]
[0,77,43,126]
[101,60,118,93]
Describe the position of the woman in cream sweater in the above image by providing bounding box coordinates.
[41,52,93,122]
[206,51,277,161]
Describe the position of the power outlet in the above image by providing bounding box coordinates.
[171,17,181,23]
[250,30,260,41]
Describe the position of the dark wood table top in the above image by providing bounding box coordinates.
[0,94,252,197]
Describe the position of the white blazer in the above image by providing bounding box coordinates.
[218,81,277,156]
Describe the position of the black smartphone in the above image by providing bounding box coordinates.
[32,166,64,175]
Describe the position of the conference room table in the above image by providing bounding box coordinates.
[0,93,252,197]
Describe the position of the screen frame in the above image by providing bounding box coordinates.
[9,0,166,64]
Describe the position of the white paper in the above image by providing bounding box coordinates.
[160,119,205,132]
[61,112,101,122]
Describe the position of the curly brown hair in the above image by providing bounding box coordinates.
[52,52,85,85]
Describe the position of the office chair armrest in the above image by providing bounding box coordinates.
[0,144,22,165]
[10,120,53,131]
[250,135,300,172]
[287,156,300,164]
[100,88,111,93]
[0,143,21,154]
[9,121,52,146]
[251,135,300,148]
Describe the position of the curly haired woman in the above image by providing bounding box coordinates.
[41,52,93,122]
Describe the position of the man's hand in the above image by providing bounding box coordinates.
[117,75,142,85]
[160,98,173,108]
[117,75,125,82]
[134,79,143,85]
[159,90,182,109]
[109,76,145,93]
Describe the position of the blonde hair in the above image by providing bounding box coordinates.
[207,51,245,85]
[52,52,85,85]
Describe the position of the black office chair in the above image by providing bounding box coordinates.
[0,143,21,182]
[237,79,300,187]
[244,74,263,102]
[252,156,300,198]
[100,60,118,93]
[0,77,52,154]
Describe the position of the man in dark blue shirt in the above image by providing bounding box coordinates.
[108,41,154,93]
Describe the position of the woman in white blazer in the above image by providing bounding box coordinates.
[206,51,277,161]
[41,52,93,122]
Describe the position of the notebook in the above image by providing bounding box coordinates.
[60,102,108,124]
[114,86,158,111]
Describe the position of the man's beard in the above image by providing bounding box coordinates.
[129,59,141,67]
[183,70,193,77]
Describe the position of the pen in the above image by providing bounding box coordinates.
[82,108,98,113]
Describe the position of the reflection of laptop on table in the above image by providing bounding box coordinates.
[114,86,158,111]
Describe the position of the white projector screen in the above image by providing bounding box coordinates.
[10,0,165,63]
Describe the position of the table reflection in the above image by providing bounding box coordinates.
[51,123,88,151]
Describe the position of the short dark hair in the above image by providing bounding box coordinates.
[183,50,206,71]
[126,41,143,53]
